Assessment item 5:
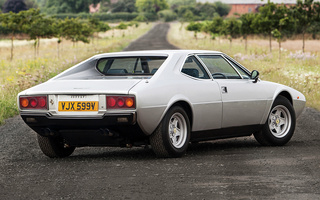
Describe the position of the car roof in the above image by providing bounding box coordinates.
[93,50,223,59]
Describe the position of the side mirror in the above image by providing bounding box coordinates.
[251,70,259,83]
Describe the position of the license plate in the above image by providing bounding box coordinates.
[58,101,99,111]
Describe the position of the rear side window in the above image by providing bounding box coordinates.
[97,56,167,75]
[181,56,210,79]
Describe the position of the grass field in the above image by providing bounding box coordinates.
[168,22,320,110]
[0,23,153,125]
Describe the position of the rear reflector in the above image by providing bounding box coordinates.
[106,96,135,109]
[19,96,48,110]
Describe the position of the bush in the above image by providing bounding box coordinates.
[158,9,177,22]
[52,12,140,22]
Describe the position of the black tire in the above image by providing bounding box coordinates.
[254,96,296,146]
[37,134,75,158]
[150,106,190,158]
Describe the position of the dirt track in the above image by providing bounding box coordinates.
[1,23,320,199]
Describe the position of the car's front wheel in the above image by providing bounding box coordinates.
[37,134,75,158]
[150,106,190,158]
[254,96,296,146]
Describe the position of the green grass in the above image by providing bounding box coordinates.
[0,23,153,125]
[168,23,320,110]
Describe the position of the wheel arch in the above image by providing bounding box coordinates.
[276,91,293,105]
[169,101,193,130]
[261,90,293,125]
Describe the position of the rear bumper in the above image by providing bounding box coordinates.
[20,112,151,147]
[20,112,137,130]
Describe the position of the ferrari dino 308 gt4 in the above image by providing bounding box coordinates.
[18,50,306,158]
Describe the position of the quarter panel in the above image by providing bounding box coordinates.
[132,76,222,135]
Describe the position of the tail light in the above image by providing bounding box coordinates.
[19,96,48,110]
[107,96,135,109]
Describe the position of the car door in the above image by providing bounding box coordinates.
[181,55,223,131]
[196,54,268,128]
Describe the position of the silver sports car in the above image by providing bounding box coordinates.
[18,50,306,158]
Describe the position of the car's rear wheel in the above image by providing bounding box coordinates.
[37,134,75,158]
[150,106,190,158]
[254,96,296,146]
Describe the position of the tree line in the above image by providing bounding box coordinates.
[187,0,320,56]
[1,0,231,22]
[0,9,141,60]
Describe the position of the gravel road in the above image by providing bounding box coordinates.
[1,23,320,200]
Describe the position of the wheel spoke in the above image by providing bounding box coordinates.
[269,122,275,131]
[275,126,282,134]
[173,118,178,128]
[279,117,286,126]
[275,109,282,117]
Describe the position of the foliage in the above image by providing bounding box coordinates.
[53,12,140,22]
[133,14,148,22]
[58,17,93,44]
[293,0,320,52]
[2,0,27,13]
[176,1,230,21]
[22,9,56,56]
[0,23,153,125]
[116,22,127,30]
[201,16,223,35]
[44,0,100,14]
[0,9,26,60]
[252,2,278,52]
[240,13,255,52]
[214,1,231,17]
[220,17,242,46]
[181,9,194,22]
[111,0,136,13]
[186,21,203,38]
[158,9,177,22]
[88,16,111,32]
[135,0,169,14]
[24,0,38,10]
[167,0,195,8]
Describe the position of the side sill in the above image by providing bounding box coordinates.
[190,124,263,142]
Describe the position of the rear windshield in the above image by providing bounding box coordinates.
[96,56,167,76]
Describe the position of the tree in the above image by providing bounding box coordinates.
[88,16,111,33]
[194,3,218,20]
[111,0,136,13]
[59,17,93,46]
[240,13,256,53]
[22,9,56,57]
[44,0,100,14]
[135,0,169,14]
[167,0,195,8]
[2,0,27,13]
[252,2,278,52]
[293,0,320,52]
[186,21,203,39]
[116,22,127,37]
[220,17,242,48]
[271,4,294,60]
[0,11,25,60]
[201,16,223,37]
[214,1,231,17]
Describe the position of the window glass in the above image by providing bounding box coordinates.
[181,56,210,79]
[198,55,241,79]
[226,58,251,79]
[96,56,167,75]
